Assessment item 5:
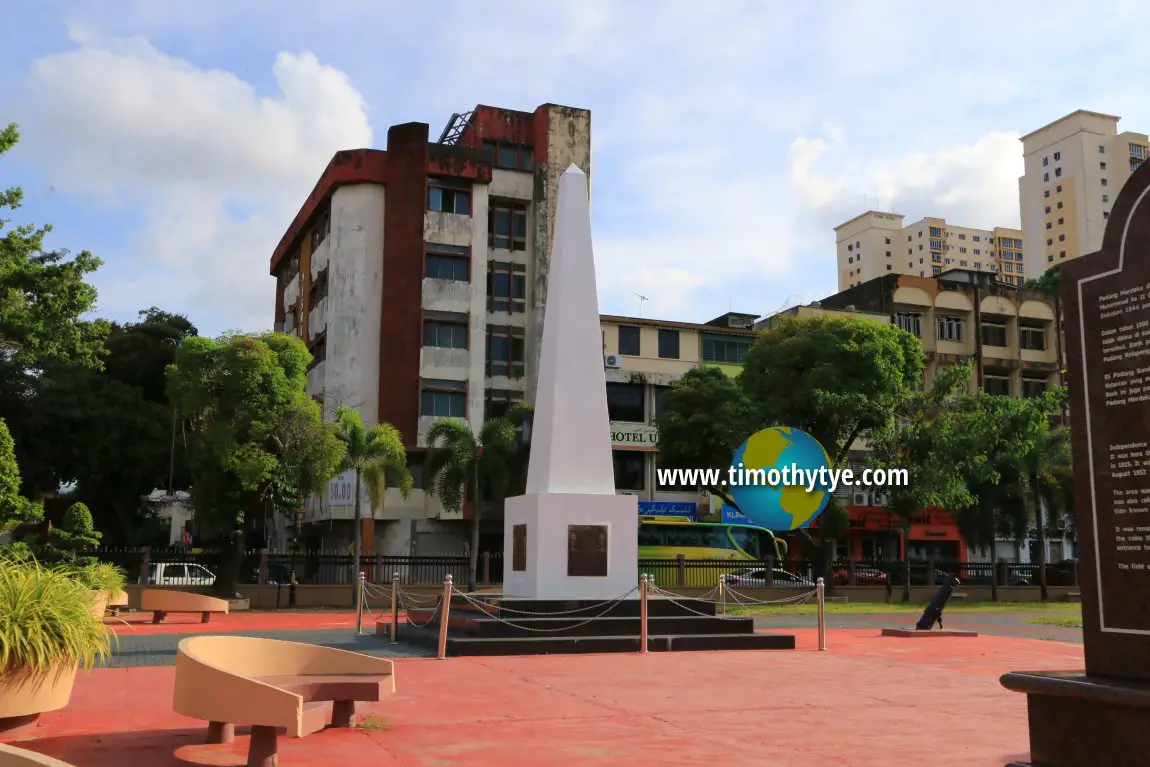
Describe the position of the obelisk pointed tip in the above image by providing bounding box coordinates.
[563,163,586,176]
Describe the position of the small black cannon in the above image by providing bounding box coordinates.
[915,576,961,630]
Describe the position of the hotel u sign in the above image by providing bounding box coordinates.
[610,422,659,451]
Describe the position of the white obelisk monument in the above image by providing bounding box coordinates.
[502,165,639,600]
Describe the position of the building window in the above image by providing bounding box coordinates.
[486,327,526,378]
[936,315,964,343]
[929,227,942,237]
[1045,206,1051,214]
[658,329,680,359]
[1103,194,1109,203]
[1057,201,1063,209]
[1019,323,1046,351]
[1055,168,1062,178]
[981,323,1007,347]
[1043,172,1049,182]
[310,211,331,250]
[307,332,327,370]
[618,325,641,356]
[1022,378,1048,398]
[1100,145,1106,153]
[423,315,468,349]
[427,183,471,215]
[930,239,943,250]
[309,267,329,306]
[886,264,892,270]
[847,244,853,252]
[1042,157,1049,166]
[607,382,645,422]
[1101,162,1107,170]
[1048,255,1055,262]
[983,375,1010,396]
[485,389,524,421]
[1104,212,1110,219]
[932,266,941,275]
[885,237,891,245]
[489,201,528,250]
[1057,185,1062,193]
[894,312,922,337]
[1044,190,1050,198]
[1046,222,1053,230]
[613,450,646,491]
[1102,178,1108,186]
[1132,144,1146,159]
[1054,151,1061,161]
[886,250,891,257]
[421,378,467,418]
[702,336,751,364]
[1047,238,1053,246]
[1059,234,1065,242]
[484,141,534,172]
[1057,217,1064,225]
[425,243,470,281]
[487,261,526,312]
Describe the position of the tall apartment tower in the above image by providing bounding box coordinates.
[1019,110,1149,279]
[835,211,1023,291]
[268,104,591,557]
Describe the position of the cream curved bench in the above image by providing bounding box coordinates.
[173,635,396,767]
[0,743,77,767]
[140,589,228,624]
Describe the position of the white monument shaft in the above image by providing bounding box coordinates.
[502,165,639,600]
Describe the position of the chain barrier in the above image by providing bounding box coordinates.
[457,591,639,618]
[723,585,818,606]
[454,587,638,633]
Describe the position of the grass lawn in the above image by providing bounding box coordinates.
[726,601,1084,616]
[1026,614,1084,628]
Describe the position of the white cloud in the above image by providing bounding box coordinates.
[790,125,1025,238]
[14,30,372,332]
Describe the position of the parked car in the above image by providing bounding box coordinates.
[1011,559,1078,587]
[147,562,216,587]
[722,568,814,588]
[832,564,889,586]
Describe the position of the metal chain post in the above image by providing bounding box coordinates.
[717,575,726,615]
[639,574,649,654]
[436,574,453,660]
[389,572,399,644]
[355,572,366,635]
[816,577,827,651]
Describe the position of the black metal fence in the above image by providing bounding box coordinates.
[49,547,1078,590]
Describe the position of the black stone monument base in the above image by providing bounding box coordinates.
[1000,670,1150,766]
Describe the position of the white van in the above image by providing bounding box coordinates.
[146,562,217,587]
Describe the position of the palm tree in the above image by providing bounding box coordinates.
[334,408,414,593]
[425,404,532,592]
[1019,424,1072,602]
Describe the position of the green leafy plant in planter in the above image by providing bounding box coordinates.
[0,560,114,728]
[70,561,128,618]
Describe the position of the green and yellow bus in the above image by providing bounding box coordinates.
[637,516,786,587]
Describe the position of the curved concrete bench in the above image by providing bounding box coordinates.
[173,635,395,767]
[0,743,77,767]
[140,589,228,623]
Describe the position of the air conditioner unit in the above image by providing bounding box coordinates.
[604,354,622,369]
[872,491,890,507]
[852,490,870,506]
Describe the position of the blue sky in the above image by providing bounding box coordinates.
[2,0,1149,337]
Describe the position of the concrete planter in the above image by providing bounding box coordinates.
[0,664,78,735]
[88,591,108,619]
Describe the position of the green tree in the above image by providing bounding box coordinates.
[166,332,346,595]
[425,407,529,592]
[1015,392,1073,602]
[740,314,924,581]
[953,393,1039,601]
[2,309,198,543]
[656,367,756,508]
[334,407,413,592]
[1023,265,1061,298]
[867,362,985,602]
[47,502,102,564]
[0,123,108,372]
[0,417,42,555]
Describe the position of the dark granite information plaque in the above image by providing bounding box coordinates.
[512,524,527,572]
[566,524,608,577]
[1000,161,1150,767]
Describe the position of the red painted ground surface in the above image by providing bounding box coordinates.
[105,610,397,635]
[2,628,1082,767]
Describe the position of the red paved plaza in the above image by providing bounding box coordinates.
[2,626,1080,766]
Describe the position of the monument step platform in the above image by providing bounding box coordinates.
[420,614,755,639]
[438,631,796,656]
[445,594,719,618]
